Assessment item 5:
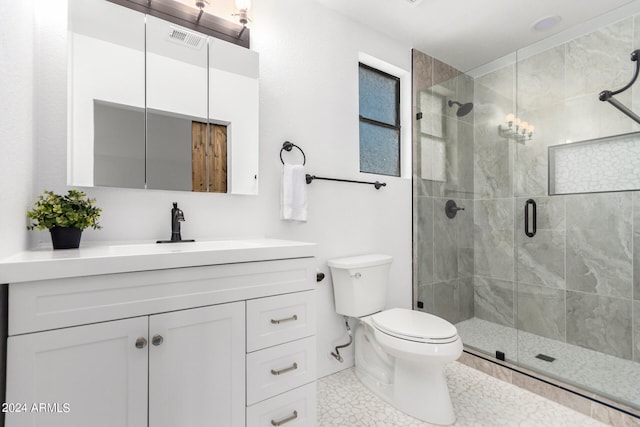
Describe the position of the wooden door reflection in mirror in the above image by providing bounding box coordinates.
[191,122,227,193]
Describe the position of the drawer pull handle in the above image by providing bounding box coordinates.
[271,362,298,376]
[271,314,298,324]
[271,410,298,426]
[135,337,147,349]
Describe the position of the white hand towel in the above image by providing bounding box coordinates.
[281,164,308,222]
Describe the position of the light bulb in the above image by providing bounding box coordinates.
[505,113,515,122]
[528,125,535,133]
[521,122,529,131]
[514,118,521,126]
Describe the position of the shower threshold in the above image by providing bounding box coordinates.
[455,317,640,410]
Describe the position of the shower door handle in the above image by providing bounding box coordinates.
[524,199,536,238]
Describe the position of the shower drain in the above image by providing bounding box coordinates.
[535,353,556,362]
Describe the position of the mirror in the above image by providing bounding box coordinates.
[68,0,146,189]
[146,15,209,191]
[67,0,259,194]
[209,37,259,195]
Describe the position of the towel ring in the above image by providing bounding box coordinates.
[280,141,306,165]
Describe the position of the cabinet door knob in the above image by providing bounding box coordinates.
[152,335,164,346]
[135,337,147,349]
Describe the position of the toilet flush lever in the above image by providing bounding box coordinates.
[351,272,362,279]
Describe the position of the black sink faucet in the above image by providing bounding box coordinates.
[157,202,195,243]
[171,202,185,241]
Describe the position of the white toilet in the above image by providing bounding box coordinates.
[328,254,463,425]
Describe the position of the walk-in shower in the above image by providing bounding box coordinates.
[413,10,640,415]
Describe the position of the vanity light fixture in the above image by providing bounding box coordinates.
[499,113,535,143]
[234,0,251,38]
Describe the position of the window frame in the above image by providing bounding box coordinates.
[358,62,402,177]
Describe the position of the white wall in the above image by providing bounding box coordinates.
[0,1,35,259]
[251,0,413,376]
[24,0,412,378]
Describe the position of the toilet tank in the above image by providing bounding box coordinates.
[327,254,393,317]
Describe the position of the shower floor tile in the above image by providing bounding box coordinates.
[456,317,640,409]
[317,363,607,426]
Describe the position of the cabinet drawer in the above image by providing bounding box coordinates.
[247,291,316,352]
[246,382,316,427]
[246,336,316,405]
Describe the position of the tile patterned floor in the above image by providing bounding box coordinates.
[317,363,608,426]
[456,317,640,408]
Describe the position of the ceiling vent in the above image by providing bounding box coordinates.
[168,26,207,49]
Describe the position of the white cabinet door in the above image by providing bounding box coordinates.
[149,302,245,427]
[6,317,148,427]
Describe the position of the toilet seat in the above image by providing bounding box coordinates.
[371,308,458,344]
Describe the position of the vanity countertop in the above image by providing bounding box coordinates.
[0,239,317,284]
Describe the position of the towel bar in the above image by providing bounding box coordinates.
[279,141,386,189]
[305,174,386,190]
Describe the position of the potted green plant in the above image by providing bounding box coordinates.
[27,189,102,249]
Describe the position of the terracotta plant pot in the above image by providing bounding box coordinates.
[50,226,83,249]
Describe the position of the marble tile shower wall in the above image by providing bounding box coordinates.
[473,16,640,363]
[412,49,475,325]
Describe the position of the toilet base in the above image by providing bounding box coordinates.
[354,322,458,426]
[394,359,456,425]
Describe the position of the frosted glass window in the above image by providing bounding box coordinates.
[359,63,400,176]
[548,131,640,195]
[359,122,400,176]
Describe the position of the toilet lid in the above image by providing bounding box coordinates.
[371,308,458,342]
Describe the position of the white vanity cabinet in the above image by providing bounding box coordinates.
[3,248,316,427]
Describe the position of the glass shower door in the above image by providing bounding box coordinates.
[512,41,640,409]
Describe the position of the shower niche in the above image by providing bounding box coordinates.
[549,131,640,195]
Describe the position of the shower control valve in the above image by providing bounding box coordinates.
[445,200,465,219]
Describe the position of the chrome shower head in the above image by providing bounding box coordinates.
[448,100,474,117]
